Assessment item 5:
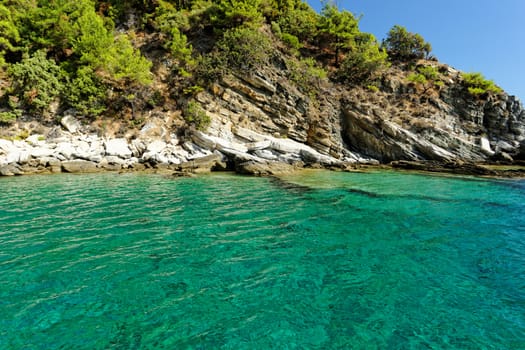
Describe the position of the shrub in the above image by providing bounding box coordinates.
[0,110,18,124]
[383,25,432,61]
[287,57,327,95]
[461,72,502,96]
[280,33,302,53]
[216,26,273,73]
[337,35,389,85]
[183,100,210,130]
[407,65,442,91]
[7,51,66,112]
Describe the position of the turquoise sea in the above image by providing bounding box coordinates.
[0,170,524,349]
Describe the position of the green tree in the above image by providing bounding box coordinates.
[0,4,20,68]
[337,33,388,84]
[72,6,152,85]
[67,66,107,116]
[383,25,432,61]
[214,0,264,28]
[276,1,318,43]
[318,3,360,65]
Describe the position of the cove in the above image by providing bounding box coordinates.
[0,171,524,348]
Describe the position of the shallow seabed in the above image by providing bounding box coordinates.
[1,171,524,349]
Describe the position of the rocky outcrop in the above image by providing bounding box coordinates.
[0,113,357,176]
[1,61,524,177]
[339,66,525,164]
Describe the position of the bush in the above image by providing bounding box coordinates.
[183,100,210,130]
[407,65,442,91]
[7,51,66,112]
[0,110,18,124]
[337,35,389,85]
[276,4,319,43]
[67,66,107,116]
[287,57,327,95]
[216,26,273,73]
[461,72,502,96]
[383,25,432,61]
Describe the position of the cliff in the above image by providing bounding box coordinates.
[1,2,524,177]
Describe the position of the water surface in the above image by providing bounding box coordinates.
[1,171,524,348]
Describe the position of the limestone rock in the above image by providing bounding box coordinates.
[61,160,99,173]
[61,114,82,133]
[176,153,228,173]
[105,138,132,158]
[235,160,297,176]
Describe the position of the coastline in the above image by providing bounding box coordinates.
[1,118,524,179]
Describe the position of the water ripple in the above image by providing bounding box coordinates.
[0,172,524,348]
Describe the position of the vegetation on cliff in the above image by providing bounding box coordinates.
[0,0,507,131]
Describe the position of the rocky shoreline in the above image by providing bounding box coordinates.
[2,111,525,179]
[0,115,365,178]
[2,127,523,179]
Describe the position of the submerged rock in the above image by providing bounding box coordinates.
[61,160,99,173]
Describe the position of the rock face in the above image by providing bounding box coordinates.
[1,60,524,177]
[339,66,525,164]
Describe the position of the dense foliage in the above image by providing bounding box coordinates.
[461,72,502,96]
[0,0,435,126]
[407,65,443,92]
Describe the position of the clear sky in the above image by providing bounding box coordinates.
[307,0,525,101]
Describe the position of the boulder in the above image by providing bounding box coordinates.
[480,137,495,156]
[176,153,228,172]
[61,160,99,173]
[30,147,55,158]
[0,164,24,176]
[0,139,13,153]
[254,149,278,160]
[60,114,82,133]
[55,142,75,159]
[146,140,167,153]
[105,138,132,158]
[130,139,146,157]
[235,160,297,176]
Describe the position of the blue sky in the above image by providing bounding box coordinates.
[307,0,525,101]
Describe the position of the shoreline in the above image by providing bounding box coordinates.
[1,158,524,180]
[2,118,524,179]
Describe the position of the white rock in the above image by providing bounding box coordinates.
[105,138,132,158]
[130,139,146,157]
[496,140,514,152]
[233,127,267,142]
[182,141,206,155]
[254,149,278,160]
[269,137,306,154]
[105,156,126,165]
[26,135,46,146]
[191,130,217,150]
[246,140,271,151]
[55,142,75,159]
[480,137,495,155]
[146,140,167,153]
[61,114,82,133]
[30,148,55,158]
[0,139,13,153]
[6,150,21,164]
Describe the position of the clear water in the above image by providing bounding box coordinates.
[0,170,524,349]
